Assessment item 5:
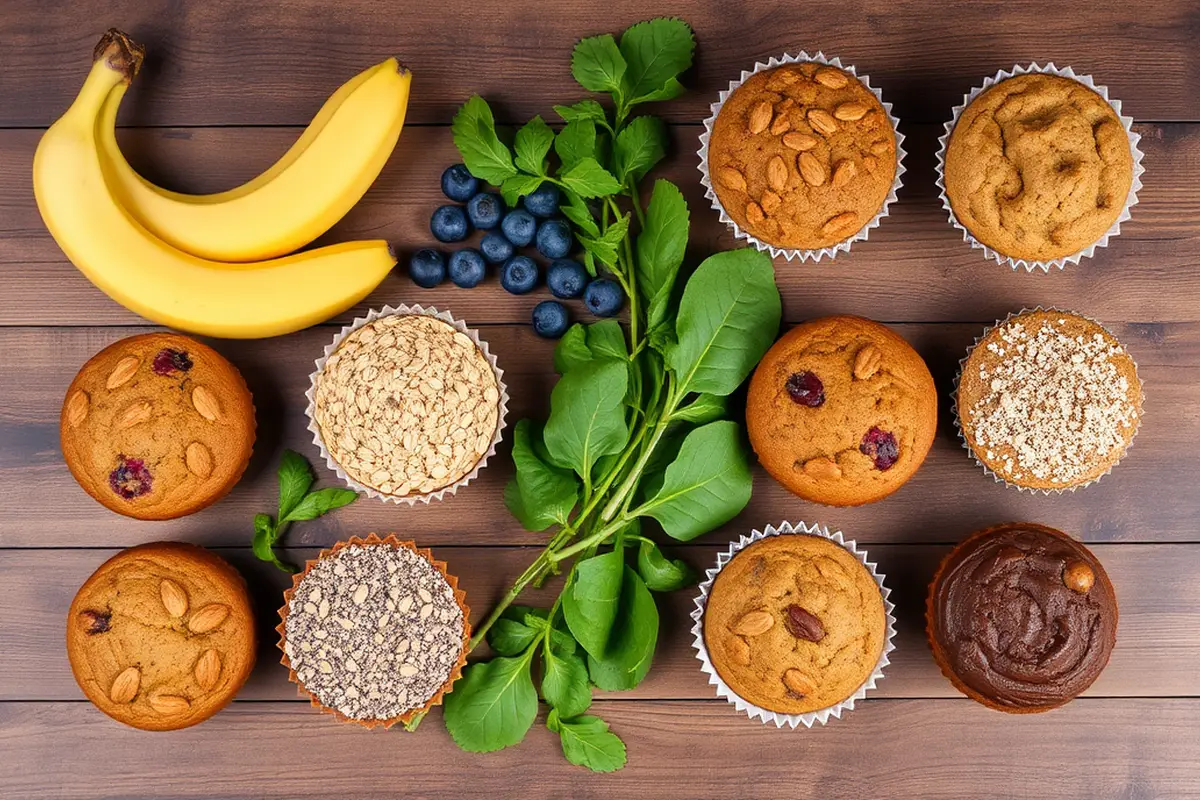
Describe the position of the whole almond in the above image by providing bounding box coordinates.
[822,211,860,238]
[66,390,90,427]
[834,102,869,121]
[188,603,230,634]
[109,666,140,703]
[807,109,838,136]
[766,156,788,191]
[745,201,765,226]
[732,609,775,636]
[160,579,189,618]
[803,457,842,480]
[194,649,221,690]
[854,344,882,380]
[191,386,221,422]
[870,139,893,156]
[717,166,747,193]
[149,694,191,715]
[798,152,826,187]
[832,159,857,189]
[760,190,782,215]
[116,401,152,430]
[106,356,140,390]
[815,68,849,89]
[185,441,214,479]
[769,115,791,135]
[727,635,752,666]
[776,97,796,113]
[748,101,773,135]
[863,155,879,173]
[766,68,800,91]
[783,668,817,697]
[782,132,819,152]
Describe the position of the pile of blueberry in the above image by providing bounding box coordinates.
[408,164,625,338]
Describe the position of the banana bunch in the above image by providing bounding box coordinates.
[33,29,409,338]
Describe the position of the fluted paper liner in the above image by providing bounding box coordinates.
[305,304,509,504]
[275,533,471,730]
[698,52,906,262]
[952,307,1145,494]
[690,521,896,728]
[935,63,1145,272]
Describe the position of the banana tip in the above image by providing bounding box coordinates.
[94,28,145,82]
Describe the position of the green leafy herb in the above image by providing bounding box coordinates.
[543,359,629,480]
[635,538,696,592]
[613,115,667,184]
[586,567,659,691]
[637,180,689,334]
[443,654,538,753]
[251,450,358,573]
[506,420,579,531]
[570,34,627,95]
[513,116,554,176]
[548,710,628,772]
[562,549,624,658]
[541,642,592,718]
[618,18,696,106]
[555,120,598,169]
[451,95,517,184]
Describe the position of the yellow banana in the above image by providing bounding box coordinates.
[33,32,395,339]
[98,55,410,261]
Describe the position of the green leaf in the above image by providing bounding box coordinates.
[487,618,539,657]
[672,393,727,424]
[451,95,517,184]
[555,714,627,773]
[562,549,624,659]
[571,34,627,95]
[513,116,554,176]
[560,157,622,199]
[587,320,627,361]
[613,115,667,184]
[587,567,659,691]
[500,173,545,208]
[578,211,629,269]
[554,324,593,374]
[555,120,598,170]
[281,487,358,523]
[276,450,315,521]
[636,539,696,592]
[542,641,592,718]
[443,656,538,753]
[667,248,780,397]
[251,513,295,572]
[510,420,579,530]
[631,77,686,104]
[637,180,690,335]
[618,18,695,104]
[554,99,609,127]
[634,421,753,542]
[559,190,600,238]
[543,359,629,479]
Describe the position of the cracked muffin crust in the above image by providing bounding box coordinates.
[944,73,1134,262]
[746,316,937,506]
[66,542,256,731]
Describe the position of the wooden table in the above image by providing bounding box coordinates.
[3,1,1199,797]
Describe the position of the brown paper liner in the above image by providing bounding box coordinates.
[275,533,471,730]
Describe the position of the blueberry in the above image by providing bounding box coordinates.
[480,231,514,265]
[467,192,505,230]
[584,278,624,317]
[431,205,469,243]
[500,209,537,247]
[546,259,588,299]
[408,248,447,288]
[536,219,573,259]
[500,255,539,295]
[532,300,570,339]
[441,164,478,202]
[524,183,561,218]
[448,249,487,288]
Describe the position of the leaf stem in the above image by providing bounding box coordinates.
[467,548,555,650]
[599,376,680,523]
[549,516,630,563]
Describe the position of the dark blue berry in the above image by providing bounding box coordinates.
[431,205,469,243]
[532,300,570,339]
[546,259,588,299]
[441,164,478,202]
[408,248,447,288]
[500,209,537,247]
[480,232,514,265]
[584,278,624,317]
[500,255,539,295]
[536,219,573,259]
[524,183,561,218]
[467,192,504,230]
[448,249,487,288]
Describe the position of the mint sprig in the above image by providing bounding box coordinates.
[252,450,358,573]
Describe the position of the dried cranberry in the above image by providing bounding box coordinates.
[151,348,193,376]
[860,427,899,471]
[785,371,825,407]
[80,609,111,635]
[109,455,153,499]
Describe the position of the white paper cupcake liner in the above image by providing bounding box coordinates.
[690,521,896,728]
[935,63,1145,273]
[951,306,1145,494]
[698,52,906,262]
[305,304,509,505]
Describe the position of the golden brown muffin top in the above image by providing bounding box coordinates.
[707,62,896,250]
[704,534,886,715]
[746,316,938,506]
[957,310,1142,490]
[944,73,1133,262]
[60,332,255,520]
[66,542,256,731]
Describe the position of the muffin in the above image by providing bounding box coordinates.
[927,523,1118,713]
[706,59,898,252]
[701,531,887,716]
[310,310,505,502]
[278,533,469,728]
[66,542,256,731]
[746,316,937,506]
[943,72,1134,264]
[956,309,1142,491]
[61,332,256,519]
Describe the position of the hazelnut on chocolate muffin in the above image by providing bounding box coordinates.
[926,523,1118,713]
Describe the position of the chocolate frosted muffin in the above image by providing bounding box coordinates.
[927,523,1118,713]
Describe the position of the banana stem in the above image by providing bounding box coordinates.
[93,29,144,82]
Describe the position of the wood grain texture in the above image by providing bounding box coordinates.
[4,124,1200,326]
[5,0,1200,127]
[0,323,1193,547]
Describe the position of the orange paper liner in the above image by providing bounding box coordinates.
[275,533,471,730]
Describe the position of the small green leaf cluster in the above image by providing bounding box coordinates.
[251,450,358,573]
